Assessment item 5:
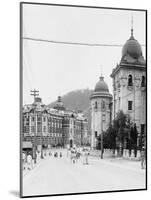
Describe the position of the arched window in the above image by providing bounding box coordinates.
[141,76,145,87]
[128,75,133,86]
[94,101,98,109]
[101,100,105,110]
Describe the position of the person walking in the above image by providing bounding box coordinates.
[85,148,89,165]
[49,151,52,156]
[60,152,62,158]
[22,152,26,170]
[140,147,146,169]
[27,153,33,170]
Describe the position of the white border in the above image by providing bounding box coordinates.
[0,0,150,200]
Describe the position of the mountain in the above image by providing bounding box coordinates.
[48,88,93,130]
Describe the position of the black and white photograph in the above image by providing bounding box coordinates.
[20,2,147,198]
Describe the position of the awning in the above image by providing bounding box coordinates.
[22,141,32,149]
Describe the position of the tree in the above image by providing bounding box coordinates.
[130,123,138,157]
[99,110,138,157]
[113,111,131,156]
[104,124,117,154]
[103,110,132,156]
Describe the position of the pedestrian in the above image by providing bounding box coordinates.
[54,152,58,158]
[22,152,26,170]
[85,149,89,165]
[82,148,89,165]
[140,147,146,169]
[60,152,62,158]
[27,153,33,170]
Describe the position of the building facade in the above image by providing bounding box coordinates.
[110,26,146,135]
[90,76,112,148]
[22,96,89,150]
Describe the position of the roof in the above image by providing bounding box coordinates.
[22,141,32,149]
[94,76,109,93]
[91,76,112,100]
[120,29,145,65]
[110,29,146,78]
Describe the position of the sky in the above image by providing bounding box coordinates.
[22,3,146,105]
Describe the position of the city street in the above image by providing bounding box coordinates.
[23,149,146,197]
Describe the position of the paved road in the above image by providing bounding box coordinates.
[23,150,146,197]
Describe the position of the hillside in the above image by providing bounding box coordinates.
[48,88,93,129]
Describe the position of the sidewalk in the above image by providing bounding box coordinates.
[90,149,141,160]
[90,155,145,173]
[23,152,52,177]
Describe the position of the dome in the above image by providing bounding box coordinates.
[53,96,65,110]
[122,32,142,59]
[94,76,109,92]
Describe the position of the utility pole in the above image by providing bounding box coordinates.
[30,89,39,164]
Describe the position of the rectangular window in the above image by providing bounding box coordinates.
[37,126,41,133]
[43,126,46,132]
[31,126,35,132]
[128,101,132,111]
[141,124,145,135]
[95,131,97,138]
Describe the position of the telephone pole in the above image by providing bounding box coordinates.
[30,89,39,102]
[30,89,39,164]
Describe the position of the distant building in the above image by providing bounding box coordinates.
[22,96,89,149]
[110,25,146,135]
[90,76,112,148]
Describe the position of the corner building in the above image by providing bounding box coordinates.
[110,27,146,135]
[22,96,89,149]
[90,76,112,148]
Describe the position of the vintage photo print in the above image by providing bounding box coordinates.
[20,2,147,198]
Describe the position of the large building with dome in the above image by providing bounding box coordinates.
[91,24,146,149]
[110,25,146,136]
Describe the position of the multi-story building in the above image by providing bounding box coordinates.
[90,76,113,148]
[22,96,89,150]
[110,26,146,135]
[90,25,146,149]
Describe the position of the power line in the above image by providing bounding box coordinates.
[23,37,145,47]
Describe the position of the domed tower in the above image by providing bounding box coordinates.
[110,21,146,135]
[53,96,66,111]
[90,76,112,149]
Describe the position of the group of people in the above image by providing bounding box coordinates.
[68,147,90,165]
[22,149,52,171]
[22,146,146,172]
[53,152,62,158]
[22,152,33,170]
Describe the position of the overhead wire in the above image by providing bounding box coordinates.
[22,36,145,47]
